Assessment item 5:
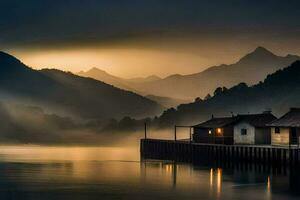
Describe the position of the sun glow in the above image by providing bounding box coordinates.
[10,46,219,79]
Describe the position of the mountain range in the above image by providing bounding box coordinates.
[79,47,300,101]
[1,48,300,143]
[0,51,163,120]
[154,60,300,127]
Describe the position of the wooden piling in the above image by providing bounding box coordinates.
[141,139,299,166]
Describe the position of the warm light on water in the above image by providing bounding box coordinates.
[0,145,298,200]
[0,146,139,162]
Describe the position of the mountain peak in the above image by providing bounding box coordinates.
[237,46,278,64]
[145,75,161,81]
[253,46,272,53]
[250,46,276,57]
[88,67,106,73]
[82,67,113,77]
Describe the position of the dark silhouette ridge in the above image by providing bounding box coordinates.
[0,51,163,120]
[154,60,300,127]
[0,51,22,65]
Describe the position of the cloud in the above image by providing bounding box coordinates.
[1,0,300,49]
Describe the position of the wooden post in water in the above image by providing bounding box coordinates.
[174,126,177,141]
[144,123,147,139]
[189,127,192,143]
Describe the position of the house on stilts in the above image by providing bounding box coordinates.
[268,108,300,147]
[192,111,277,145]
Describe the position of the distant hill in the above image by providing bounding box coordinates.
[78,67,161,93]
[145,95,189,108]
[155,60,300,127]
[127,75,161,83]
[131,47,300,100]
[78,67,137,92]
[0,51,163,120]
[78,68,190,108]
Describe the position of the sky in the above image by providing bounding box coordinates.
[1,0,300,78]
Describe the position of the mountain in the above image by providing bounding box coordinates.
[77,68,190,108]
[145,95,189,108]
[78,67,136,92]
[78,68,186,108]
[130,47,300,100]
[127,75,161,83]
[155,60,300,127]
[0,51,163,119]
[78,68,161,92]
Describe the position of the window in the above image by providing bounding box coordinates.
[216,128,222,135]
[275,127,280,134]
[241,129,247,135]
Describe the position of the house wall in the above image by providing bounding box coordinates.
[255,128,271,145]
[193,126,233,144]
[193,128,213,143]
[234,122,255,144]
[271,127,290,146]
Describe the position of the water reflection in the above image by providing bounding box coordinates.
[0,146,298,199]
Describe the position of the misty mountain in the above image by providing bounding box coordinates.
[131,47,300,100]
[78,67,137,92]
[78,67,161,92]
[0,102,142,144]
[127,75,161,83]
[0,51,163,120]
[0,102,76,143]
[78,68,189,108]
[146,95,189,108]
[155,60,300,127]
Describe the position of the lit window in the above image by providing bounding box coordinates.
[241,129,247,135]
[216,128,222,134]
[275,127,280,134]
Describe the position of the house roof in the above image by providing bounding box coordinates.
[236,113,277,127]
[194,112,277,128]
[193,116,238,128]
[267,108,300,127]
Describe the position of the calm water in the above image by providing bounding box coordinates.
[0,145,299,200]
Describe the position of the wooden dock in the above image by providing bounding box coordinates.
[141,139,300,166]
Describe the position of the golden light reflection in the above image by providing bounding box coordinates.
[210,168,213,188]
[267,176,271,199]
[217,168,222,196]
[165,164,173,174]
[0,146,138,163]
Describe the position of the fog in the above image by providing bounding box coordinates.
[0,101,184,147]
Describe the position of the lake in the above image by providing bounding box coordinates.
[0,145,299,200]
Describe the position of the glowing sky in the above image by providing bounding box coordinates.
[1,0,300,78]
